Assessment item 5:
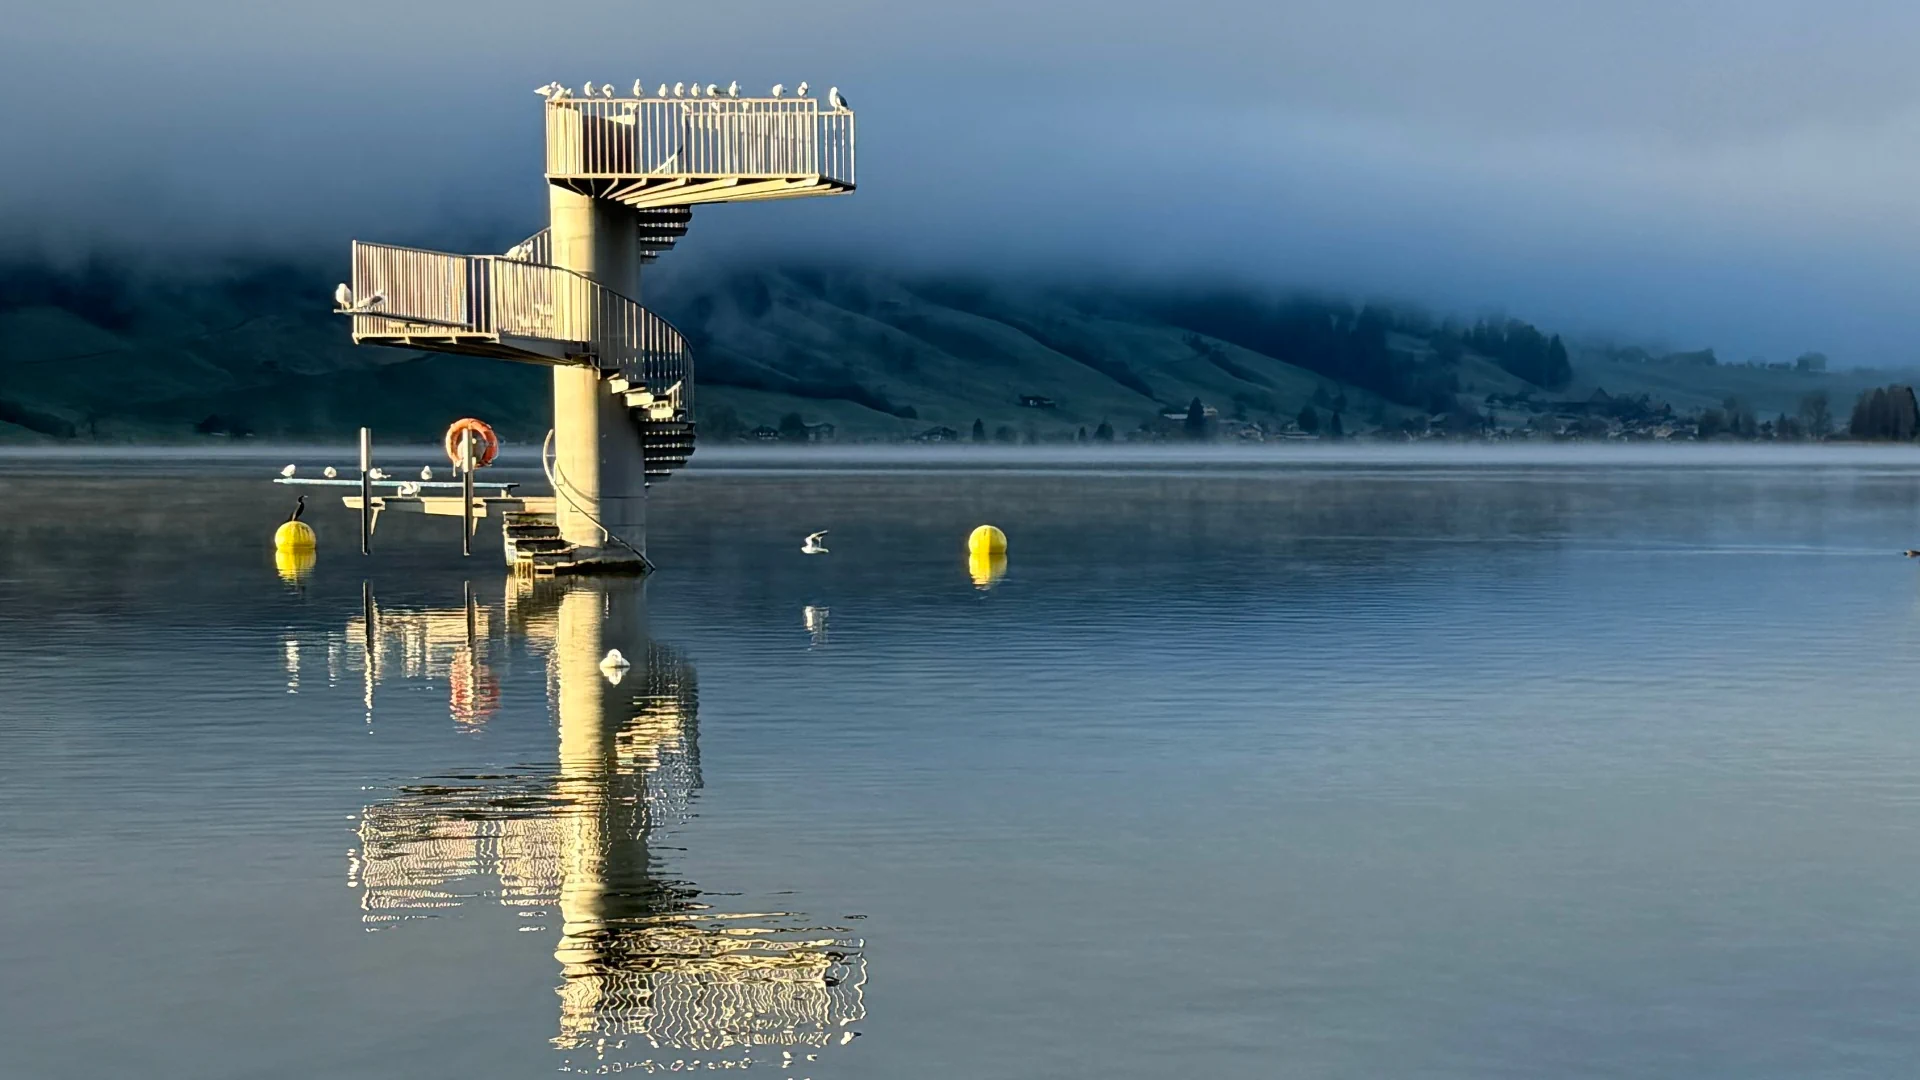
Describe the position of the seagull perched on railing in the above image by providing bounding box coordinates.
[419,466,434,481]
[601,83,614,98]
[797,81,810,97]
[673,81,685,97]
[323,466,338,478]
[504,239,534,261]
[280,463,297,478]
[368,468,388,481]
[688,81,702,97]
[632,79,644,97]
[535,83,558,98]
[829,86,850,111]
[581,81,596,97]
[704,83,720,97]
[726,80,740,97]
[657,83,669,97]
[333,283,352,310]
[771,83,785,98]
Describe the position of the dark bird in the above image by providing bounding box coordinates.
[288,495,306,522]
[1905,549,1920,558]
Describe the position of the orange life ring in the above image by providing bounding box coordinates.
[444,418,499,468]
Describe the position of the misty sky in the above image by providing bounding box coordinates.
[7,0,1920,363]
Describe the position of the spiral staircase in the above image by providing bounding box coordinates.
[341,90,855,572]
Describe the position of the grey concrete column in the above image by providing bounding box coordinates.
[549,186,647,559]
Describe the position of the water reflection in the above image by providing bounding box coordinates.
[968,550,1007,590]
[342,577,867,1069]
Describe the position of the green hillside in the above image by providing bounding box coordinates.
[0,254,1904,444]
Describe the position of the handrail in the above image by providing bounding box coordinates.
[547,98,854,186]
[502,228,552,265]
[351,240,692,419]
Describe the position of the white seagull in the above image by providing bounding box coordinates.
[726,80,740,97]
[829,86,850,111]
[601,83,614,98]
[770,83,785,98]
[599,648,630,684]
[632,79,645,97]
[397,481,420,497]
[673,81,685,97]
[419,466,433,481]
[657,83,669,97]
[579,82,594,98]
[333,283,352,310]
[280,463,297,478]
[368,468,388,481]
[323,466,338,478]
[801,530,830,555]
[797,81,809,97]
[535,83,556,98]
[704,83,719,97]
[504,239,533,261]
[688,81,702,97]
[351,291,385,312]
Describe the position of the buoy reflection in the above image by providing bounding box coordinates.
[969,549,1007,590]
[274,546,316,584]
[341,578,867,1070]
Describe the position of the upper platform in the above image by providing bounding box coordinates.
[546,96,855,210]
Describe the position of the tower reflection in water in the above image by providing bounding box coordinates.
[341,577,867,1069]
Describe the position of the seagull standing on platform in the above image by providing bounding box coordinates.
[368,468,388,481]
[419,466,433,481]
[323,466,337,478]
[333,283,352,310]
[801,530,830,555]
[829,86,850,111]
[280,463,297,478]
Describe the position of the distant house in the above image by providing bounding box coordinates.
[748,425,782,441]
[805,422,836,442]
[914,425,961,443]
[1018,394,1057,409]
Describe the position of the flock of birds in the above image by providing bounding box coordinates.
[536,79,851,110]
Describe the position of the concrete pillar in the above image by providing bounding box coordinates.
[548,187,648,561]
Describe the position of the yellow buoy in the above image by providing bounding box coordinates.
[968,524,1007,557]
[274,520,317,552]
[969,549,1007,590]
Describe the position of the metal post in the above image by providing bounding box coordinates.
[359,427,373,556]
[461,432,475,557]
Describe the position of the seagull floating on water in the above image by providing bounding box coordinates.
[599,648,630,684]
[829,86,850,111]
[802,530,830,555]
[323,466,337,479]
[280,463,297,478]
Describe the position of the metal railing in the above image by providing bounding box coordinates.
[502,228,551,265]
[547,98,854,185]
[351,240,691,418]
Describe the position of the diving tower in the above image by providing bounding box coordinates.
[344,88,856,571]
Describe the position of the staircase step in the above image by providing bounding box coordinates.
[508,536,573,553]
[505,524,562,539]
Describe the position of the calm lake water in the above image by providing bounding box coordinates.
[7,446,1920,1078]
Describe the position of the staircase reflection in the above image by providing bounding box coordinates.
[344,577,866,1066]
